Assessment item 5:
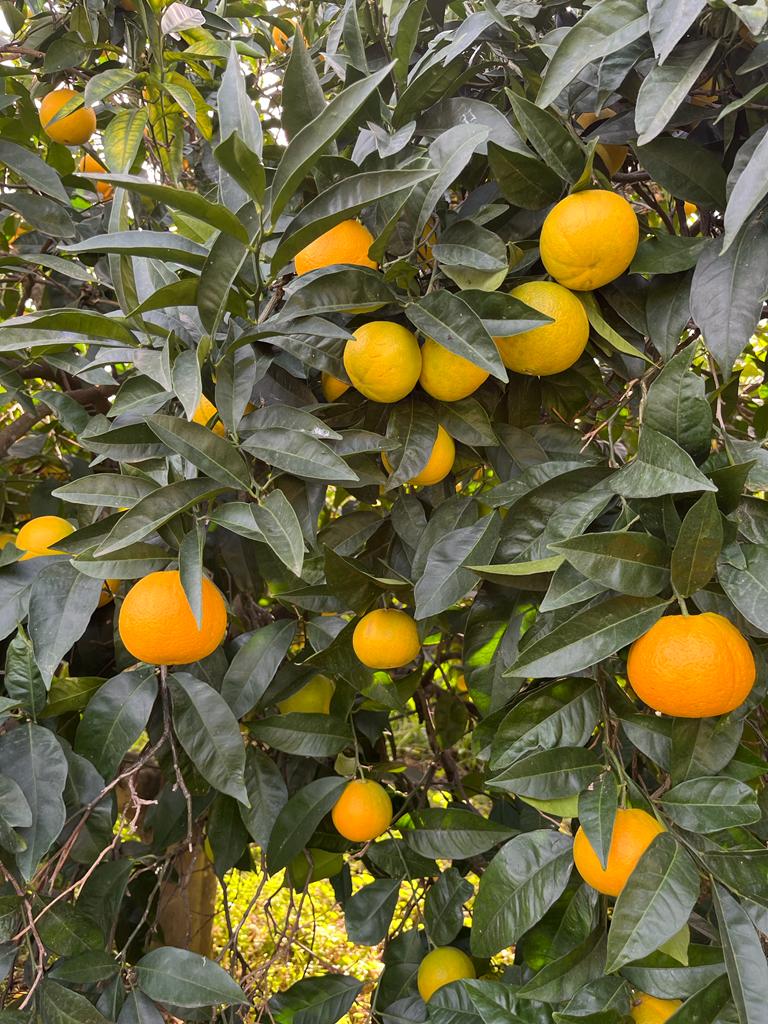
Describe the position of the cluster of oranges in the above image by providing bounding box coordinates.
[295,188,639,487]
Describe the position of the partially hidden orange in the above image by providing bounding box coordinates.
[294,220,376,276]
[573,807,665,896]
[39,89,96,146]
[16,516,74,559]
[118,569,227,665]
[382,425,455,486]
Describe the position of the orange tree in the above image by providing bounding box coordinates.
[0,0,768,1021]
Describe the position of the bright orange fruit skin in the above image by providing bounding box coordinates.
[332,779,392,842]
[382,425,455,486]
[16,516,75,558]
[630,991,683,1023]
[118,570,227,666]
[627,613,755,718]
[78,154,113,199]
[539,189,639,291]
[417,946,476,1002]
[294,220,376,276]
[573,807,665,897]
[352,608,421,669]
[39,89,96,146]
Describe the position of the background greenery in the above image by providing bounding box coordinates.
[1,0,768,1021]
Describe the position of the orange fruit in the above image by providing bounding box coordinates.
[494,281,589,375]
[382,425,455,486]
[294,220,376,276]
[277,674,335,714]
[417,947,476,1002]
[39,89,96,146]
[353,608,420,669]
[272,24,290,51]
[691,77,718,107]
[683,201,698,221]
[630,992,683,1023]
[16,516,75,559]
[118,570,227,665]
[98,578,120,608]
[539,189,639,291]
[576,110,628,177]
[0,532,16,549]
[573,808,665,897]
[77,154,113,200]
[192,395,225,436]
[321,373,350,401]
[456,674,468,693]
[627,613,755,718]
[343,322,422,403]
[332,779,392,842]
[417,218,438,265]
[419,337,489,401]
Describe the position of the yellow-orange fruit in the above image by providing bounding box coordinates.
[630,992,683,1023]
[573,808,665,897]
[16,516,74,559]
[417,947,476,1002]
[331,779,392,842]
[495,281,589,376]
[192,395,226,436]
[382,425,455,486]
[352,608,420,669]
[627,613,755,718]
[343,322,422,403]
[539,189,639,291]
[294,220,376,276]
[277,674,335,714]
[118,570,227,665]
[39,89,96,146]
[321,373,350,401]
[78,154,113,200]
[576,110,628,177]
[419,337,489,401]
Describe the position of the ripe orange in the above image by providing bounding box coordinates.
[321,373,350,401]
[539,190,639,291]
[98,578,120,608]
[382,425,455,486]
[16,516,74,559]
[118,570,227,666]
[343,322,422,404]
[456,674,468,693]
[0,532,16,549]
[39,89,96,146]
[272,24,290,51]
[627,613,755,718]
[417,218,438,265]
[78,154,113,200]
[192,395,226,436]
[576,110,628,177]
[494,281,589,375]
[691,77,718,107]
[417,947,476,1002]
[353,608,420,669]
[630,992,683,1023]
[683,201,698,221]
[573,808,665,897]
[332,779,392,842]
[277,674,335,714]
[419,337,489,401]
[294,220,376,276]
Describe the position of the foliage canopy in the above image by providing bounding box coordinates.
[1,0,768,1021]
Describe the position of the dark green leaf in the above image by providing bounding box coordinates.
[712,884,768,1024]
[489,747,602,800]
[471,830,573,957]
[404,808,516,860]
[239,748,288,850]
[606,834,700,972]
[135,947,248,1008]
[578,774,619,872]
[268,975,362,1024]
[249,714,352,757]
[40,982,110,1024]
[221,621,297,719]
[670,493,723,598]
[75,669,157,779]
[424,868,473,947]
[28,563,103,687]
[551,531,670,597]
[168,673,247,803]
[636,138,727,209]
[661,776,760,833]
[345,878,400,945]
[611,428,717,498]
[508,596,668,678]
[267,776,347,873]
